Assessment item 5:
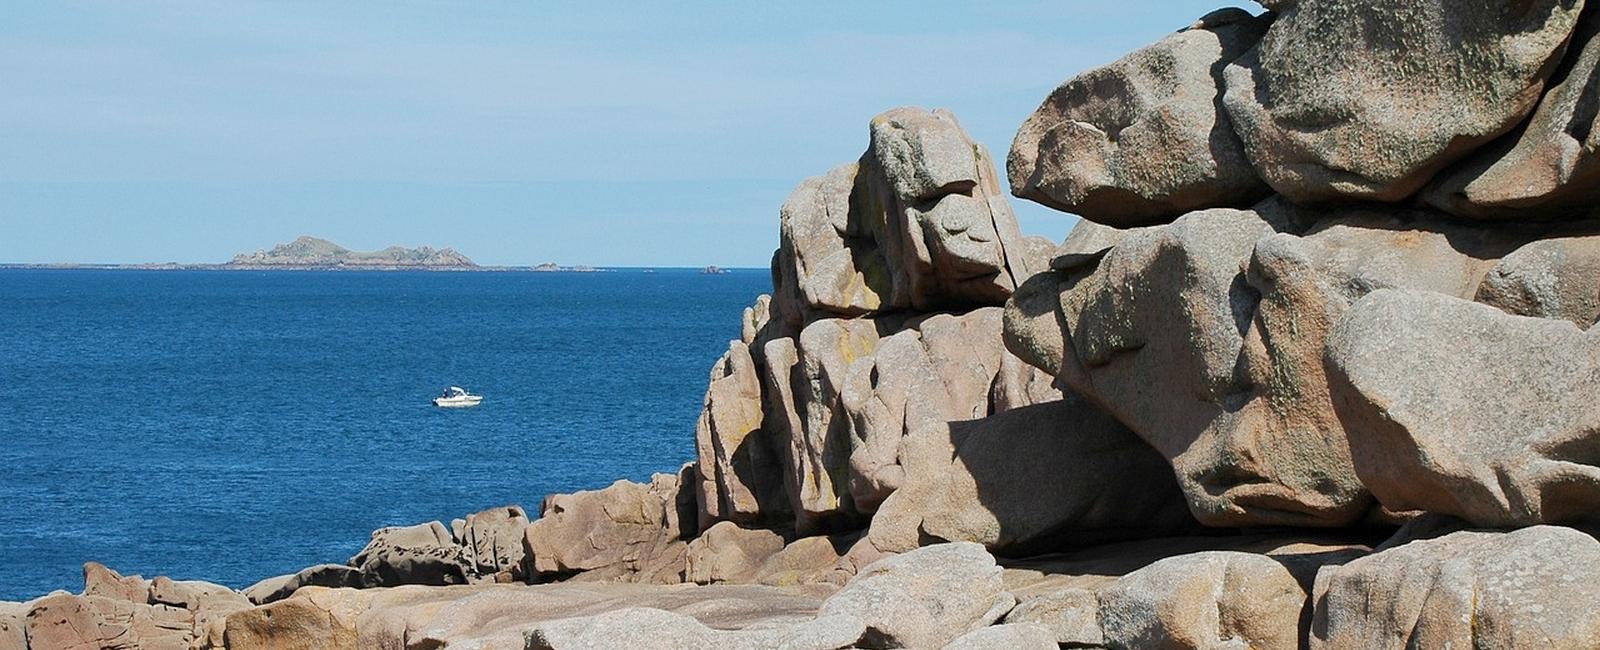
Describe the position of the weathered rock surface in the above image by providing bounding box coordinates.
[1427,10,1600,219]
[940,622,1057,650]
[527,607,864,650]
[771,107,1038,326]
[1001,587,1104,647]
[12,564,244,650]
[1311,526,1600,649]
[242,564,360,606]
[1327,289,1600,526]
[1475,235,1600,326]
[523,469,696,583]
[349,520,471,588]
[685,521,786,585]
[1000,535,1372,648]
[763,307,1058,534]
[1223,0,1585,202]
[1008,202,1524,527]
[749,532,862,587]
[819,542,1014,649]
[867,397,1196,556]
[210,582,845,650]
[451,505,531,582]
[1098,551,1312,650]
[1010,8,1270,226]
[695,338,787,530]
[83,562,150,604]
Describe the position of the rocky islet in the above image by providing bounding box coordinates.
[13,2,1600,648]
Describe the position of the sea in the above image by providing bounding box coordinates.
[0,268,770,601]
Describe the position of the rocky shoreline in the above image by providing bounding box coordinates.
[13,1,1600,648]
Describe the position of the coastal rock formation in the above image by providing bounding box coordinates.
[1311,526,1600,648]
[819,542,1014,649]
[1327,290,1600,526]
[866,397,1196,556]
[9,564,251,650]
[523,469,697,583]
[1222,0,1584,202]
[1427,10,1600,219]
[1475,234,1600,325]
[1004,204,1526,527]
[771,107,1043,326]
[527,608,864,650]
[1009,8,1270,226]
[694,338,786,530]
[451,505,531,582]
[684,521,786,585]
[941,623,1057,650]
[242,564,360,606]
[696,107,1068,542]
[349,521,472,588]
[33,3,1600,647]
[1098,551,1309,650]
[228,236,475,268]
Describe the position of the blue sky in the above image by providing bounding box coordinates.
[1,1,1244,266]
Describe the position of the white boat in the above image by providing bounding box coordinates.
[433,386,483,408]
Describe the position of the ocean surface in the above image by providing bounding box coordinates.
[0,268,769,601]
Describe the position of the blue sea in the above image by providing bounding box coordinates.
[0,268,769,601]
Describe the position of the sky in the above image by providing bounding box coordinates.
[0,1,1248,267]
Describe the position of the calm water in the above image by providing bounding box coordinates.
[0,268,768,600]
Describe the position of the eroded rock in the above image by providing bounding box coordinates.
[1311,526,1600,649]
[867,397,1196,556]
[1327,289,1600,526]
[1427,10,1600,219]
[1475,235,1600,326]
[452,505,531,581]
[527,607,864,650]
[819,542,1014,649]
[1010,8,1270,225]
[349,520,471,588]
[523,471,695,583]
[1223,0,1584,202]
[1009,202,1520,527]
[685,522,786,585]
[1098,551,1319,650]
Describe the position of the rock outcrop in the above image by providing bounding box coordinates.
[1312,526,1600,648]
[1010,9,1271,226]
[1222,0,1584,203]
[1327,289,1600,527]
[349,520,472,588]
[1426,9,1600,219]
[523,469,697,584]
[819,542,1014,649]
[696,107,1071,542]
[866,397,1196,556]
[771,107,1041,326]
[1004,203,1532,527]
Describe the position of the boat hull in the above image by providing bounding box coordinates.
[433,396,483,408]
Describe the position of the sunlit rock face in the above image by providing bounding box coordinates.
[1222,0,1584,203]
[1005,203,1529,527]
[1010,8,1272,227]
[772,107,1043,329]
[700,107,1064,537]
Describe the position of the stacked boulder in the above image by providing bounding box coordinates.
[691,105,1201,560]
[4,563,252,650]
[1001,1,1600,646]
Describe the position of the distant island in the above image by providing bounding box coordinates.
[0,237,742,272]
[228,236,476,269]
